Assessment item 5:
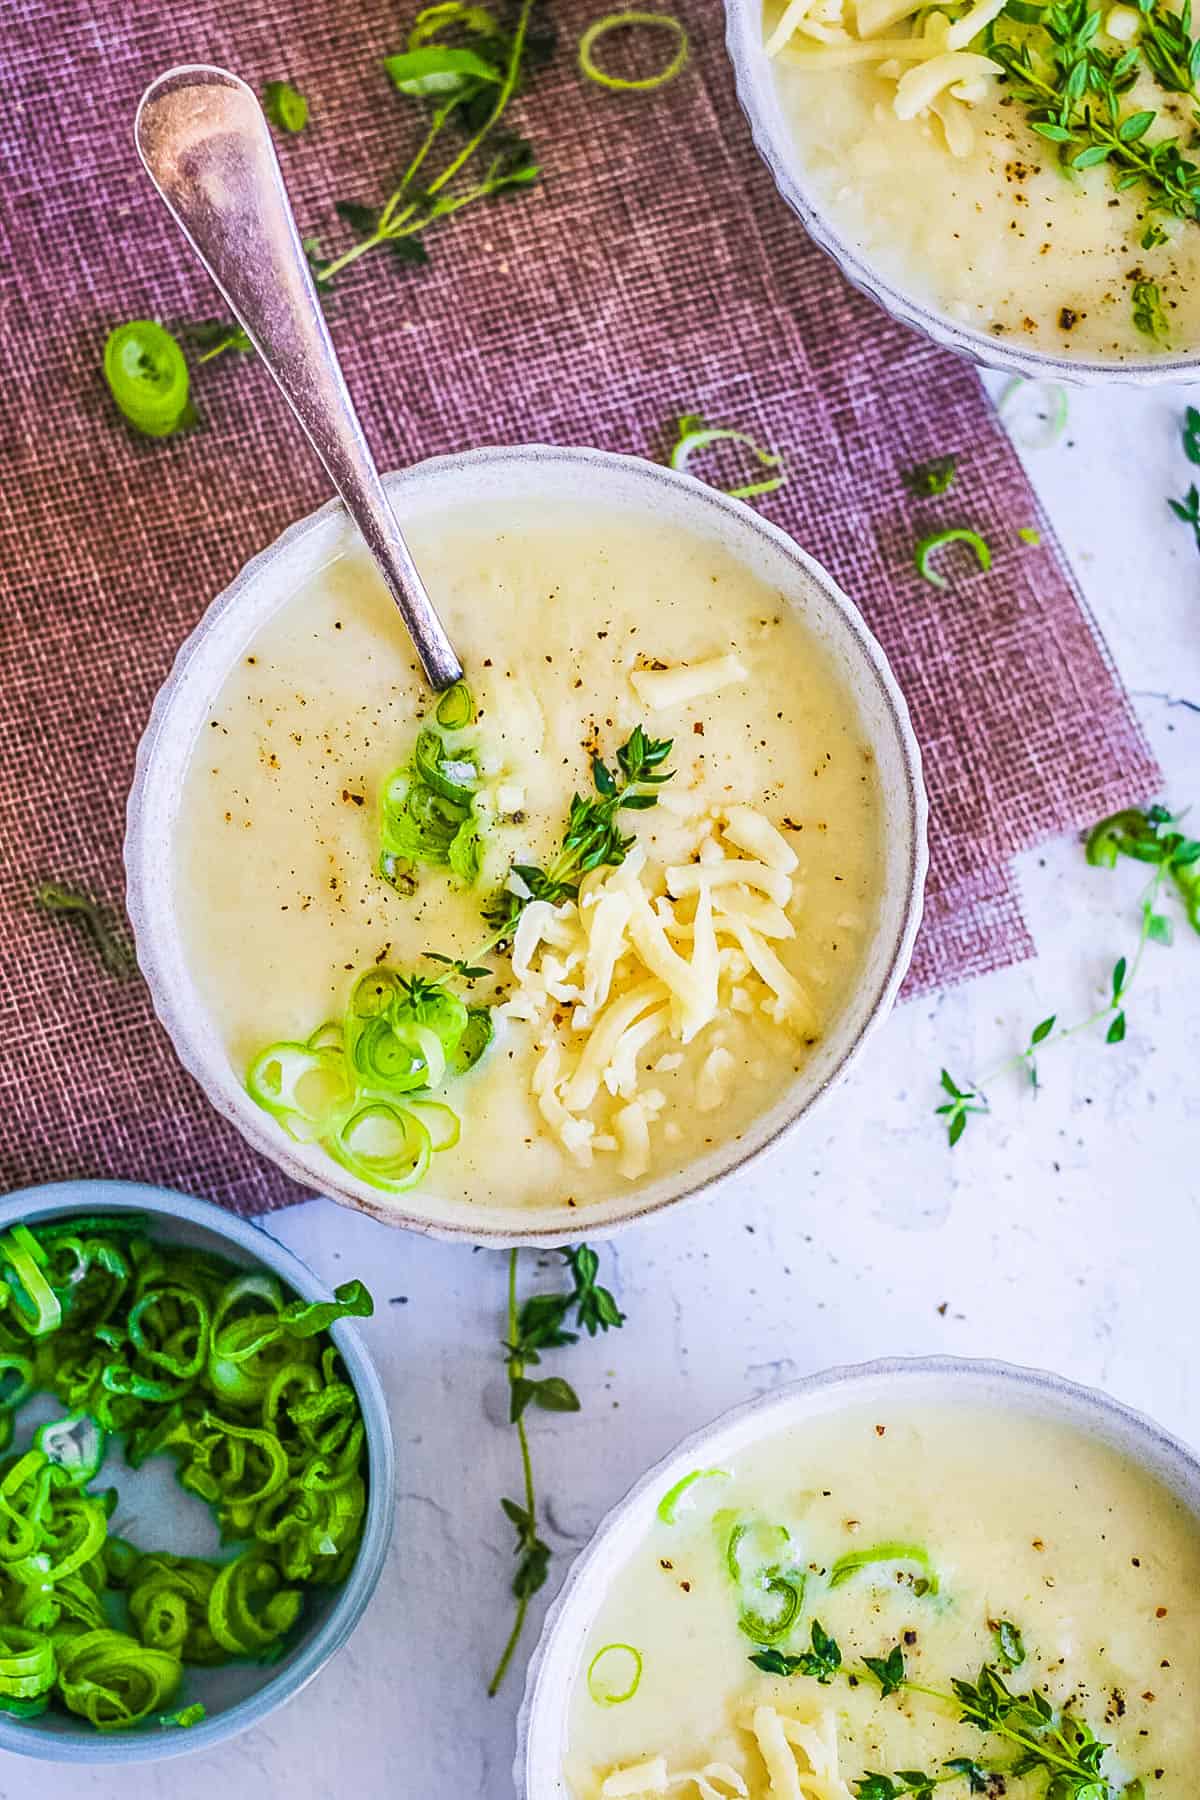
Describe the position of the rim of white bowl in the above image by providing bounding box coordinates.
[724,0,1200,387]
[125,444,928,1246]
[515,1353,1200,1798]
[0,1178,395,1766]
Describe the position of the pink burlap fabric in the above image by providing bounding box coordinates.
[0,0,1158,1213]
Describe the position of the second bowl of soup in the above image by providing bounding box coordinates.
[520,1357,1200,1798]
[126,446,925,1241]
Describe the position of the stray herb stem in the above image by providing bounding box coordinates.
[487,1249,534,1699]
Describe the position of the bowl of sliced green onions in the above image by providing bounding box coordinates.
[0,1179,394,1763]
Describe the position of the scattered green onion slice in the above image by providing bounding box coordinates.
[913,528,992,590]
[669,413,786,501]
[828,1541,940,1597]
[435,681,475,730]
[1017,526,1041,546]
[579,10,688,91]
[587,1641,643,1704]
[657,1466,730,1524]
[103,322,191,439]
[997,377,1069,451]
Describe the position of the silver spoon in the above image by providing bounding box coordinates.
[135,65,463,691]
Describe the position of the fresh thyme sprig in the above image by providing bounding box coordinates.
[986,0,1200,223]
[488,1246,624,1696]
[170,1,550,369]
[750,1625,1144,1799]
[1169,405,1200,550]
[482,725,674,934]
[34,881,136,980]
[937,803,1199,1146]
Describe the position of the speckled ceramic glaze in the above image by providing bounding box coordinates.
[0,1180,394,1765]
[515,1355,1200,1797]
[125,446,928,1246]
[725,0,1200,386]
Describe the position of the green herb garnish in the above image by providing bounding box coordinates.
[587,1641,643,1704]
[986,0,1200,226]
[1131,277,1169,342]
[1169,406,1200,550]
[262,79,309,133]
[0,1216,373,1731]
[488,1245,624,1695]
[992,1617,1026,1669]
[828,1540,939,1597]
[752,1628,1142,1799]
[118,2,550,382]
[483,725,673,932]
[379,700,484,891]
[35,881,135,979]
[578,10,689,91]
[913,528,992,590]
[937,803,1198,1145]
[667,413,786,501]
[904,455,957,496]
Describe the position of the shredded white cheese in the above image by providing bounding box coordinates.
[510,808,817,1179]
[629,653,748,710]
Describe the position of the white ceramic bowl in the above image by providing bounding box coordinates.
[516,1354,1200,1797]
[125,446,927,1244]
[725,0,1200,385]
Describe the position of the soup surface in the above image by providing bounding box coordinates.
[765,0,1200,362]
[176,500,882,1213]
[565,1398,1200,1797]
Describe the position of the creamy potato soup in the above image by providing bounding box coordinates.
[765,0,1200,361]
[565,1400,1200,1798]
[176,502,881,1213]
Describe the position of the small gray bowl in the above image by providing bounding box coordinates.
[725,0,1200,386]
[0,1178,395,1765]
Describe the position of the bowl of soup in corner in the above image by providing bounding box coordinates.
[518,1356,1200,1799]
[727,0,1200,379]
[125,445,926,1244]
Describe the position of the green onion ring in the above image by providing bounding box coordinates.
[913,527,992,590]
[670,414,785,501]
[587,1641,643,1704]
[828,1540,940,1597]
[997,377,1069,451]
[656,1466,730,1524]
[435,681,475,729]
[579,10,688,91]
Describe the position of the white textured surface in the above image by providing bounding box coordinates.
[8,378,1200,1798]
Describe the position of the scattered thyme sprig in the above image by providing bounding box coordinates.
[34,881,136,980]
[1168,404,1200,550]
[488,1246,624,1696]
[121,1,551,386]
[937,803,1199,1146]
[750,1624,1144,1799]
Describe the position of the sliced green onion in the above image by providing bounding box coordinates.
[587,1641,643,1704]
[435,681,475,729]
[724,1517,806,1643]
[579,10,688,91]
[329,1101,433,1193]
[657,1467,730,1524]
[56,1629,182,1730]
[913,528,992,591]
[828,1541,939,1597]
[448,1007,494,1077]
[103,322,191,438]
[159,1701,206,1728]
[0,1228,63,1336]
[0,1215,373,1732]
[997,377,1069,451]
[669,412,785,501]
[403,1100,461,1152]
[246,1042,352,1143]
[1017,526,1041,546]
[34,1414,107,1486]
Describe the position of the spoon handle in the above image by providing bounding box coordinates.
[135,65,463,691]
